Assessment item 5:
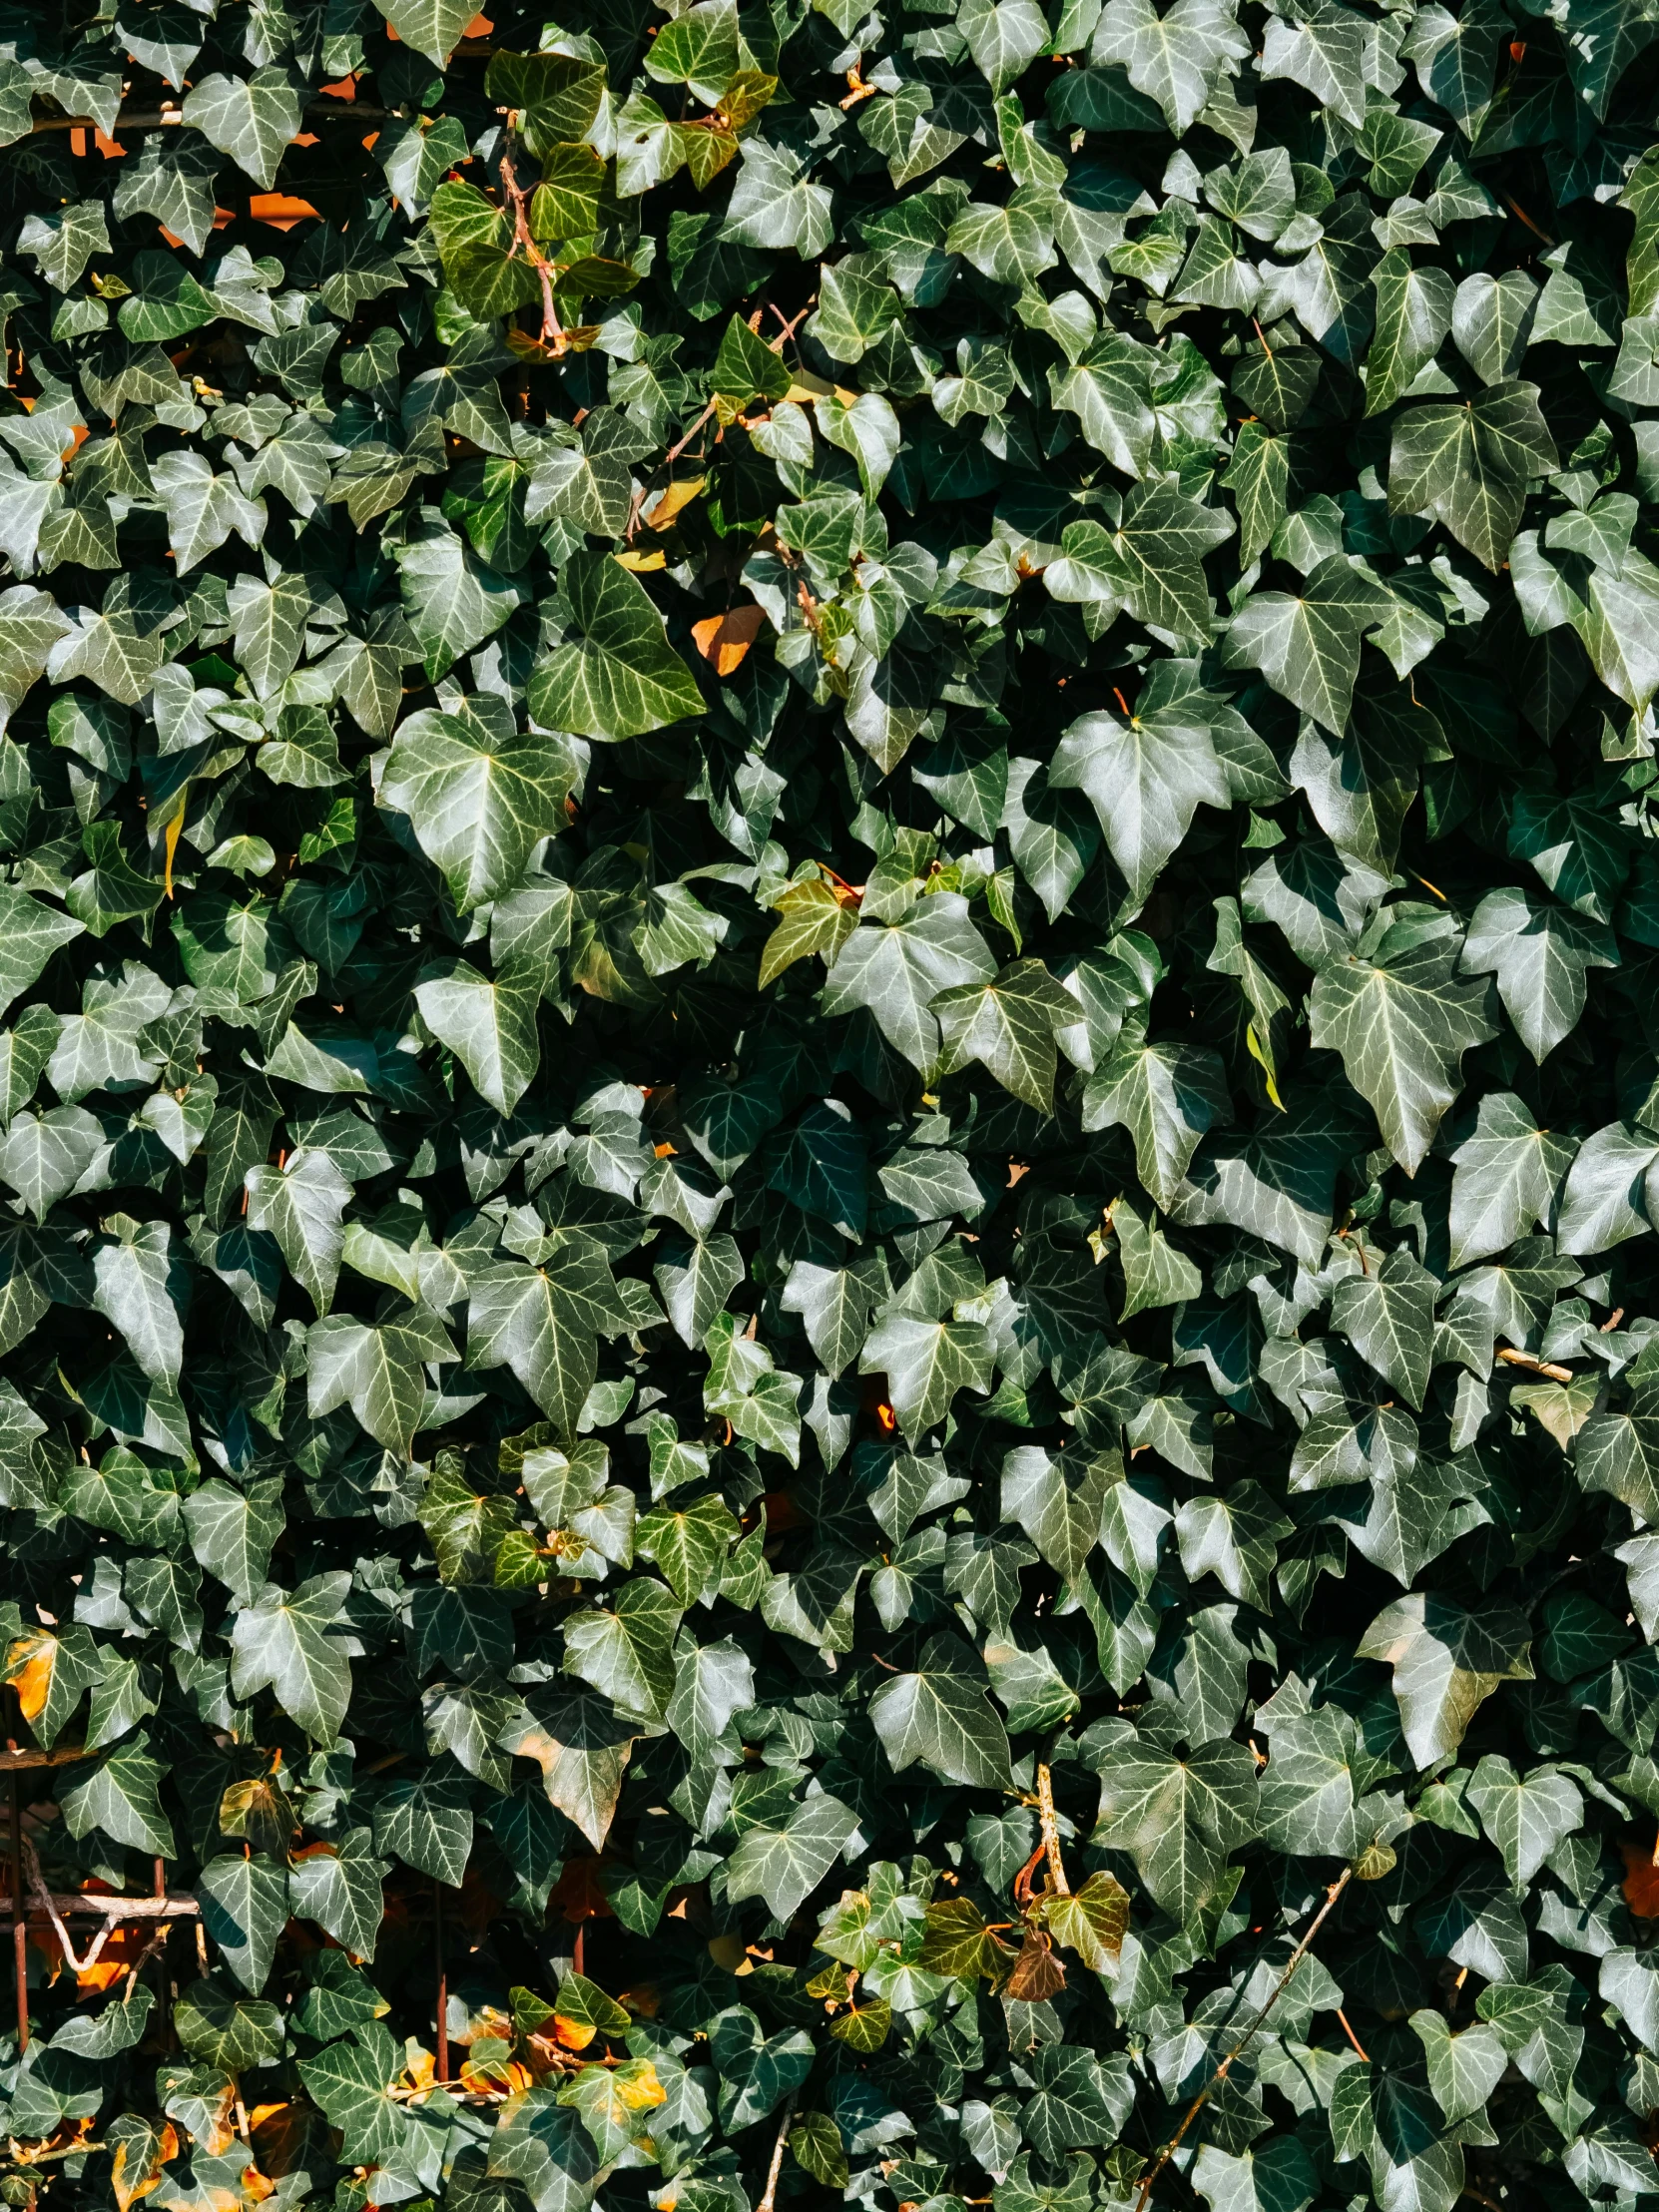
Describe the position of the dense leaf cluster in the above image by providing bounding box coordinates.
[1,0,1659,2209]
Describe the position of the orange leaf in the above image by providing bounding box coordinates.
[550,1855,613,1925]
[1621,1841,1659,1918]
[78,1921,149,1994]
[112,2122,178,2212]
[691,605,766,677]
[248,194,320,229]
[643,476,706,530]
[7,1631,56,1724]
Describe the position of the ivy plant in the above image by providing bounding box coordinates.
[0,0,1656,2210]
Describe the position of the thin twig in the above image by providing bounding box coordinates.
[1496,1348,1574,1383]
[1337,2007,1370,2060]
[767,301,815,352]
[665,400,717,466]
[1035,1764,1070,1897]
[758,2098,796,2212]
[1502,194,1555,248]
[1132,1867,1355,2212]
[498,149,564,354]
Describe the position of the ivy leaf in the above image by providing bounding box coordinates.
[1082,1033,1231,1209]
[198,1852,289,1992]
[415,957,543,1115]
[300,2020,409,2164]
[229,1572,358,1746]
[1465,1754,1581,1887]
[1358,1594,1533,1767]
[529,553,704,741]
[60,1733,176,1856]
[1366,251,1455,416]
[181,71,302,191]
[466,1242,626,1437]
[823,896,997,1071]
[1090,0,1250,132]
[1309,941,1498,1174]
[1447,1093,1575,1269]
[563,1578,682,1724]
[1049,698,1230,904]
[380,705,574,914]
[932,959,1078,1110]
[868,1634,1013,1788]
[1387,383,1558,571]
[308,1307,455,1457]
[288,1829,389,1959]
[244,1149,351,1317]
[1458,887,1617,1065]
[1222,557,1390,734]
[182,1477,285,1606]
[1093,1736,1258,1923]
[728,1790,860,1918]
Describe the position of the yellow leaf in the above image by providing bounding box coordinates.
[7,1630,56,1724]
[691,604,766,675]
[644,476,706,529]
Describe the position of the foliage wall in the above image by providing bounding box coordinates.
[2,0,1659,2210]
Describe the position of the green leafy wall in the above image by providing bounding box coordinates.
[0,0,1658,2209]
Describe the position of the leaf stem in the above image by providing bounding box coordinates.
[1035,1762,1070,1897]
[1132,1866,1355,2212]
[758,2098,796,2212]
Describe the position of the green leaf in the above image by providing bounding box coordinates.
[1466,1753,1581,1887]
[1330,1246,1436,1408]
[308,1306,455,1456]
[415,957,543,1114]
[1082,1033,1231,1209]
[199,1852,289,1992]
[373,0,478,67]
[183,1477,285,1605]
[1090,0,1250,132]
[288,1829,388,1958]
[1367,250,1455,416]
[181,70,302,191]
[229,1572,357,1746]
[728,1790,860,1918]
[393,521,529,683]
[466,1242,625,1437]
[60,1733,177,1856]
[563,1577,682,1723]
[380,703,574,914]
[823,895,997,1071]
[1447,1093,1576,1269]
[1222,556,1390,735]
[174,1976,285,2073]
[528,553,704,741]
[299,2020,409,2164]
[1459,886,1617,1064]
[1093,1735,1258,1923]
[1049,695,1230,903]
[1309,940,1498,1174]
[1358,1594,1533,1768]
[244,1148,351,1316]
[1387,382,1558,571]
[868,1633,1013,1787]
